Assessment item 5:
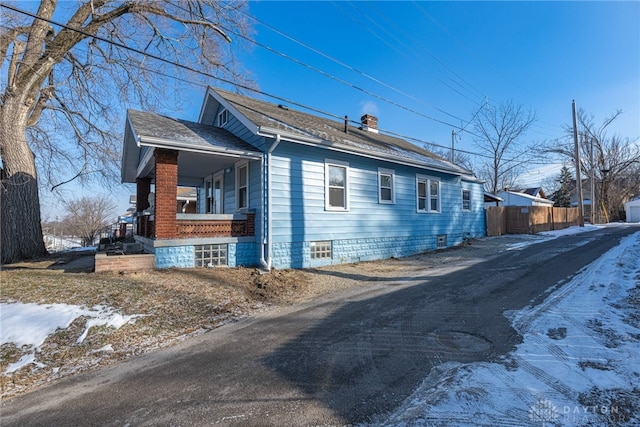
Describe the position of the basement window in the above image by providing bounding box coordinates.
[195,244,228,267]
[437,235,447,249]
[310,241,332,260]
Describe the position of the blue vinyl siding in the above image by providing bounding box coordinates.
[267,142,485,268]
[217,105,267,151]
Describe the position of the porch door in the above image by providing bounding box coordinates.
[206,173,224,214]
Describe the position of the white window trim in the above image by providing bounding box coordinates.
[236,162,249,210]
[325,159,349,211]
[462,189,471,212]
[416,174,441,213]
[378,167,395,204]
[217,108,229,127]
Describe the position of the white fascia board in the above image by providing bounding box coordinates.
[197,87,216,124]
[122,114,143,183]
[257,126,323,145]
[136,144,155,181]
[263,134,465,177]
[137,135,262,159]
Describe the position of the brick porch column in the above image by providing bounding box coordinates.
[136,177,151,213]
[154,148,178,239]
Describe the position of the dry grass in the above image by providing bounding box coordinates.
[1,239,515,400]
[0,253,378,400]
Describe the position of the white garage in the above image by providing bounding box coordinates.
[625,197,640,223]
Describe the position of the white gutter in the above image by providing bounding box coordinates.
[259,134,281,271]
[138,135,262,159]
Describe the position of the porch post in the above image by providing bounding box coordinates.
[154,148,179,239]
[136,177,151,213]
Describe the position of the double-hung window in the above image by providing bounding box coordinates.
[325,160,349,210]
[462,190,471,211]
[236,163,248,210]
[417,175,440,213]
[217,108,229,127]
[378,168,395,204]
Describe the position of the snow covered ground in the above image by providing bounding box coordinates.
[377,225,640,426]
[2,225,637,426]
[1,303,141,374]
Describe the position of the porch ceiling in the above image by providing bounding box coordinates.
[122,110,262,184]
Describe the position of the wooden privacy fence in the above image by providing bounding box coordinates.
[486,206,580,236]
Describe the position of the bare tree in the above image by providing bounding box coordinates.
[472,100,537,194]
[64,195,116,246]
[0,1,252,264]
[547,109,640,221]
[423,142,473,170]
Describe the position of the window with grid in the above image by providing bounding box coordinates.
[217,109,229,127]
[195,244,228,267]
[378,168,395,204]
[325,161,348,210]
[430,180,440,212]
[462,190,471,211]
[417,175,440,213]
[310,241,332,259]
[237,163,248,210]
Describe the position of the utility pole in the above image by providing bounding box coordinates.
[572,100,584,227]
[590,135,595,224]
[450,130,456,162]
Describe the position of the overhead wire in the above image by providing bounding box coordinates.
[238,6,475,123]
[365,1,486,100]
[333,0,485,105]
[2,3,552,168]
[173,2,477,129]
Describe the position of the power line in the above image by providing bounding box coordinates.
[0,3,348,123]
[366,1,486,100]
[3,3,550,168]
[238,7,473,124]
[332,0,485,105]
[172,2,476,129]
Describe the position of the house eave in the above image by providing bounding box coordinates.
[258,128,468,176]
[137,135,263,160]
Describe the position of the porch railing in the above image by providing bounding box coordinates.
[176,213,255,238]
[135,212,255,239]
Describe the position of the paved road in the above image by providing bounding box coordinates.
[3,225,638,426]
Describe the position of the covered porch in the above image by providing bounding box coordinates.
[122,110,263,268]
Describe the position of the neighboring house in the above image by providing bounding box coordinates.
[495,188,554,207]
[121,87,486,269]
[625,197,640,223]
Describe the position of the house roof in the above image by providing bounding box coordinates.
[122,110,262,184]
[518,187,546,198]
[209,88,476,178]
[497,189,554,206]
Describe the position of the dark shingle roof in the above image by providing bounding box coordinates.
[214,88,472,176]
[127,109,258,154]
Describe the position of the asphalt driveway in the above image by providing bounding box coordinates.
[2,225,637,426]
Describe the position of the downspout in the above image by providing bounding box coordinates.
[259,134,281,271]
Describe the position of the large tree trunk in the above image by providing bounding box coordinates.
[0,97,48,264]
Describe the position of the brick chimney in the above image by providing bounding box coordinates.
[361,114,378,133]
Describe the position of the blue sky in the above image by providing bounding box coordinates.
[231,1,639,158]
[39,1,640,218]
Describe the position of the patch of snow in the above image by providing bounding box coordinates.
[90,344,114,354]
[377,229,640,426]
[0,302,141,374]
[506,224,603,250]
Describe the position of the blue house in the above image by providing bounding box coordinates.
[121,87,486,270]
